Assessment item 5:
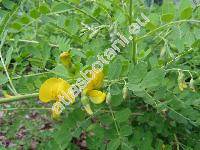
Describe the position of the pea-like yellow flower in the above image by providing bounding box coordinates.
[87,90,106,104]
[85,70,106,104]
[84,69,104,92]
[39,69,106,117]
[60,51,72,68]
[39,78,74,103]
[39,78,75,119]
[78,70,106,115]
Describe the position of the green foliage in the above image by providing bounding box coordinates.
[0,0,200,149]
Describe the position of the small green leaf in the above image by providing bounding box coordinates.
[52,2,70,12]
[107,138,121,150]
[181,7,193,19]
[10,22,22,30]
[19,15,30,24]
[100,114,113,125]
[120,125,133,136]
[5,46,13,66]
[111,93,123,107]
[161,1,175,23]
[128,62,147,84]
[0,73,8,85]
[53,64,71,78]
[128,83,144,92]
[2,0,16,10]
[30,9,40,19]
[161,14,174,23]
[115,108,131,123]
[141,68,165,89]
[39,5,50,14]
[108,58,122,80]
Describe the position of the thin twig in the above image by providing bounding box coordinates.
[163,48,193,68]
[12,71,53,80]
[136,20,200,42]
[60,1,101,24]
[0,31,18,95]
[174,134,180,150]
[107,104,121,137]
[145,90,197,127]
[8,38,58,47]
[0,107,51,111]
[0,93,39,104]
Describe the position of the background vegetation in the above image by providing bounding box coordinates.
[0,0,200,149]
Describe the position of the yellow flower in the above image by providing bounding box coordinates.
[78,70,106,115]
[39,78,75,119]
[60,51,72,68]
[39,69,106,117]
[39,78,74,103]
[87,90,106,104]
[84,69,104,92]
[84,70,106,107]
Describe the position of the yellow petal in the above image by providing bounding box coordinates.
[60,51,72,67]
[57,81,75,104]
[84,69,104,92]
[39,78,72,103]
[87,90,106,104]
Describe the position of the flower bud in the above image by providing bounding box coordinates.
[178,71,187,91]
[81,95,93,115]
[60,51,72,68]
[89,29,99,39]
[81,95,89,105]
[189,78,195,92]
[106,92,111,104]
[83,104,93,115]
[122,86,128,100]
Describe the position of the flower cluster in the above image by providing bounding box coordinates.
[39,51,106,118]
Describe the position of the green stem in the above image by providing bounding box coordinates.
[0,107,51,111]
[129,0,136,63]
[8,38,58,47]
[0,5,20,95]
[0,31,18,95]
[108,104,121,137]
[164,48,193,67]
[129,0,132,24]
[62,1,101,24]
[12,71,53,80]
[136,20,200,42]
[0,93,39,104]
